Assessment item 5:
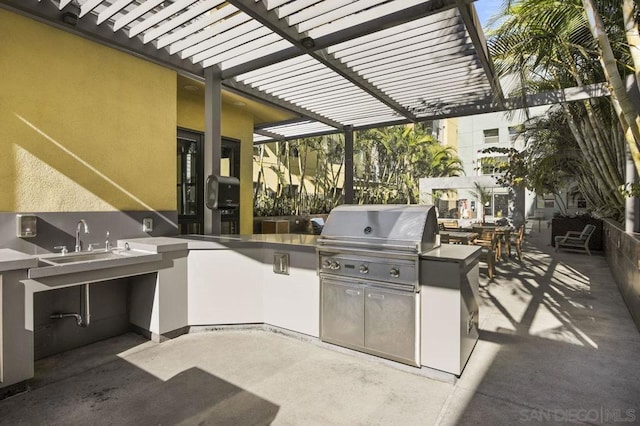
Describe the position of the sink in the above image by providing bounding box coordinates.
[30,248,163,279]
[39,250,128,265]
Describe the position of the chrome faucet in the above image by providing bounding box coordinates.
[75,219,89,252]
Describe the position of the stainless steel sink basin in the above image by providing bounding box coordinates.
[29,247,163,279]
[39,250,129,266]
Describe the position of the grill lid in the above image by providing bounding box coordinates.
[318,204,439,253]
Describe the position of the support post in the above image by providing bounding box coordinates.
[204,67,222,235]
[344,126,354,204]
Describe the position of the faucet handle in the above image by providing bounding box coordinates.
[54,245,68,255]
[105,231,112,251]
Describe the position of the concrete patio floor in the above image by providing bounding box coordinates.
[1,225,639,425]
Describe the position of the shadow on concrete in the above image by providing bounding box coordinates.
[445,227,640,424]
[1,356,279,425]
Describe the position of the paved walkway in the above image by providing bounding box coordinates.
[1,226,639,425]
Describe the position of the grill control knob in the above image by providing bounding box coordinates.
[322,260,331,269]
[389,267,400,278]
[330,261,340,270]
[359,265,369,274]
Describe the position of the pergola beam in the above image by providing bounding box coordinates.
[226,0,422,121]
[223,0,474,79]
[251,83,611,142]
[455,0,505,107]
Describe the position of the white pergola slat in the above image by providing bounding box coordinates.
[96,0,135,25]
[2,0,503,144]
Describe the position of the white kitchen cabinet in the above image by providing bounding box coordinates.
[262,248,319,337]
[188,249,264,325]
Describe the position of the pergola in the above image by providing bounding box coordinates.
[2,0,503,138]
[2,0,513,232]
[5,0,616,233]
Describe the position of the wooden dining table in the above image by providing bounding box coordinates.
[439,231,478,245]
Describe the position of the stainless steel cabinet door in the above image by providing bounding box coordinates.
[320,278,365,348]
[364,287,418,365]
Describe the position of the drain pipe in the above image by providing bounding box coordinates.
[49,284,91,327]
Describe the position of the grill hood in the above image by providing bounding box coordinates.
[318,204,439,253]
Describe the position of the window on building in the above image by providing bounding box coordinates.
[568,193,588,209]
[537,193,555,209]
[282,184,299,197]
[479,156,508,175]
[483,128,499,144]
[253,145,270,157]
[493,194,509,218]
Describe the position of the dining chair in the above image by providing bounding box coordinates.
[510,225,525,260]
[472,229,497,278]
[473,226,501,262]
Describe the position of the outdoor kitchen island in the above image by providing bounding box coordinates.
[0,228,480,398]
[123,212,481,377]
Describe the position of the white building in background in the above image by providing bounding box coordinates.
[420,107,551,223]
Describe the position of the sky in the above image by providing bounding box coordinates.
[474,0,503,28]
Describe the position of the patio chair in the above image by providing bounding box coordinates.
[472,230,497,279]
[473,226,501,262]
[441,220,460,231]
[510,225,525,261]
[554,224,596,256]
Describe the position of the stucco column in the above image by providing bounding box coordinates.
[344,126,354,204]
[204,67,222,235]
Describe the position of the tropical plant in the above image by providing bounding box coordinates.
[488,0,634,217]
[354,125,464,204]
[253,124,466,216]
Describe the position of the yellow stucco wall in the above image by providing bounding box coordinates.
[0,10,176,212]
[177,88,255,234]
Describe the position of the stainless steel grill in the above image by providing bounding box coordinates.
[317,204,439,366]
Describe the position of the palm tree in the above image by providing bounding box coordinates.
[355,125,465,204]
[489,0,630,217]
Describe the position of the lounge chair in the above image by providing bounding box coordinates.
[554,224,596,256]
[311,217,325,235]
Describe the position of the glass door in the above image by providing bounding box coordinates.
[177,129,203,234]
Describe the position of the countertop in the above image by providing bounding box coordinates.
[177,234,318,250]
[0,248,39,272]
[420,244,482,265]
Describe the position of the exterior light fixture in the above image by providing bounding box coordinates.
[61,11,79,26]
[300,37,315,49]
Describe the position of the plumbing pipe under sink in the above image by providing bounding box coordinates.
[49,283,91,327]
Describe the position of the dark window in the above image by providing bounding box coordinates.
[483,128,499,144]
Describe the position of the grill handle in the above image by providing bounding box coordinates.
[317,238,419,252]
